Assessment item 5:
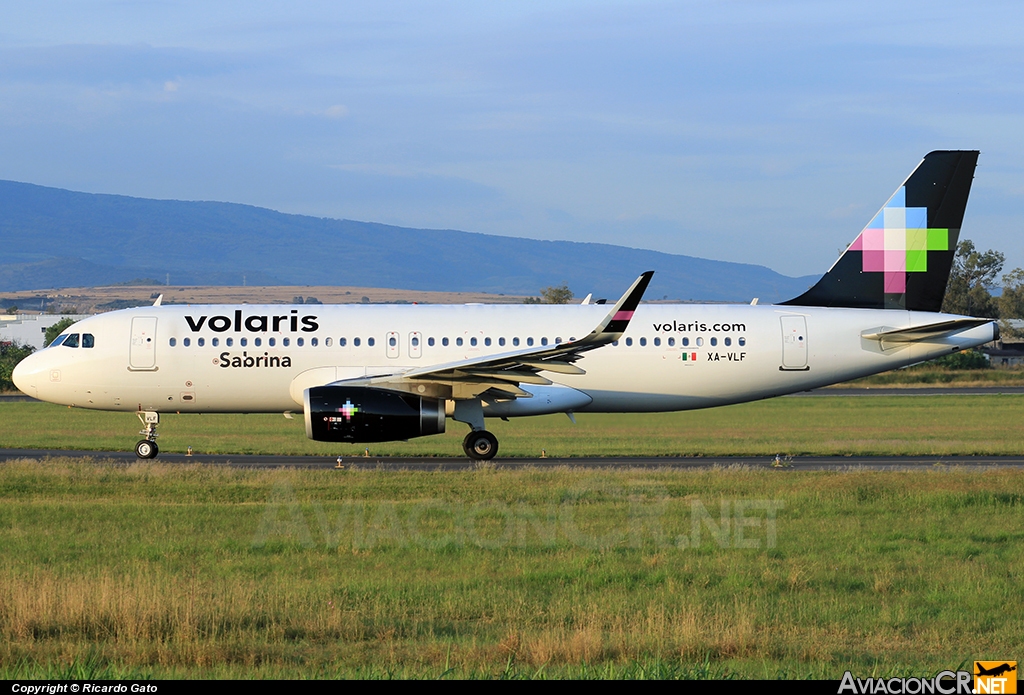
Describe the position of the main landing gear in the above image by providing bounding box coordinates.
[462,430,498,460]
[135,411,160,459]
[452,399,499,461]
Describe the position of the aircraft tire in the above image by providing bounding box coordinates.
[135,440,158,459]
[463,430,498,460]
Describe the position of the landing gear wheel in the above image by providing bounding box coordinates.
[135,440,159,459]
[462,430,498,460]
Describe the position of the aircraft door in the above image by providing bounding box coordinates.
[780,315,808,370]
[409,331,422,358]
[386,331,400,359]
[129,317,158,371]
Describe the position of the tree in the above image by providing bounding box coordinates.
[0,340,35,392]
[539,283,574,304]
[941,240,1003,317]
[44,317,76,347]
[999,267,1024,338]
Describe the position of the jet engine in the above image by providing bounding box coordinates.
[304,386,445,443]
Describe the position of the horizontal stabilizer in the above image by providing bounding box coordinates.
[862,318,992,345]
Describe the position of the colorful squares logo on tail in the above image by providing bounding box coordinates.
[847,186,949,294]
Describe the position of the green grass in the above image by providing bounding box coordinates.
[3,395,1024,457]
[838,367,1024,387]
[0,461,1021,678]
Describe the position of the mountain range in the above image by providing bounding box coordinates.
[0,180,817,302]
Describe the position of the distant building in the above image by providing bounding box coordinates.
[983,319,1024,368]
[0,314,92,350]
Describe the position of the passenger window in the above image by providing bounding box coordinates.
[428,337,435,347]
[555,337,562,344]
[169,337,176,347]
[625,337,633,346]
[527,337,534,346]
[368,337,375,347]
[724,337,731,346]
[326,337,333,347]
[668,337,675,347]
[682,337,689,347]
[309,338,316,347]
[442,337,449,346]
[198,337,205,347]
[696,337,704,347]
[654,337,661,346]
[639,337,647,346]
[612,340,619,346]
[284,337,291,347]
[541,337,548,346]
[240,338,247,347]
[389,336,397,347]
[339,337,345,347]
[354,338,361,347]
[456,337,464,346]
[484,337,491,346]
[227,337,233,347]
[710,337,717,346]
[268,338,275,347]
[498,337,505,346]
[254,338,262,347]
[412,336,419,347]
[513,337,520,346]
[470,337,477,346]
[212,338,219,347]
[183,337,190,347]
[739,337,746,346]
[63,334,80,348]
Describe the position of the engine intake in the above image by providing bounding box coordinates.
[304,386,445,443]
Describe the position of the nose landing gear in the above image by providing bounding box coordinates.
[135,411,160,459]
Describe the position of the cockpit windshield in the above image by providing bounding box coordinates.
[55,333,94,348]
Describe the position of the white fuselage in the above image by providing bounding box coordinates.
[13,303,997,415]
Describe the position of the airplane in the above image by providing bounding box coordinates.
[12,150,998,460]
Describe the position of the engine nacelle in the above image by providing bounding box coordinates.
[304,386,445,443]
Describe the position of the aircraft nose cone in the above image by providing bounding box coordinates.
[11,352,39,398]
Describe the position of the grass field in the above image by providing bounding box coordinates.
[2,397,1022,679]
[0,460,1020,679]
[3,395,1024,457]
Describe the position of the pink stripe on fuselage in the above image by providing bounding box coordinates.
[613,310,634,321]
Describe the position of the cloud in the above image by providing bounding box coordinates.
[322,104,348,118]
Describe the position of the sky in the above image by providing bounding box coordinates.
[1,0,1023,279]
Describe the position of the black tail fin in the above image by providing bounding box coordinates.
[782,150,979,312]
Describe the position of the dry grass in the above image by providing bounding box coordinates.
[1,460,1021,678]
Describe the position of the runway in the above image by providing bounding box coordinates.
[2,448,1023,470]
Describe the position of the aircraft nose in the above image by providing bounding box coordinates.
[12,351,40,398]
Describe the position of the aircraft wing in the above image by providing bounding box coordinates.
[329,271,654,399]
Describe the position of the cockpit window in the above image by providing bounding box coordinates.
[63,333,80,348]
[50,334,68,347]
[82,334,95,348]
